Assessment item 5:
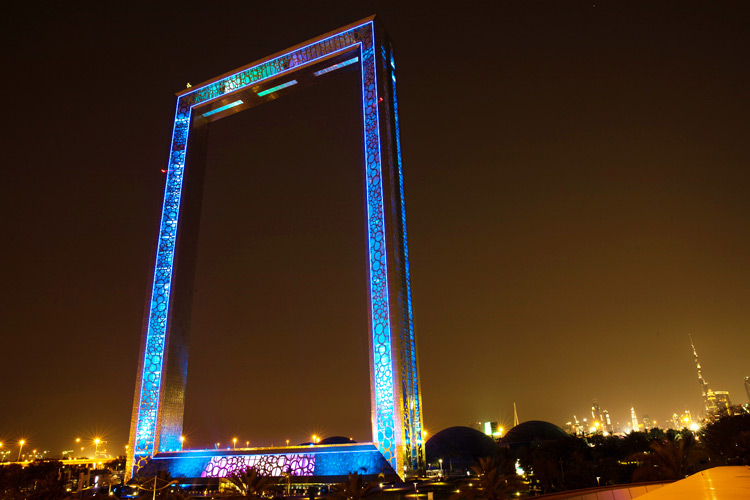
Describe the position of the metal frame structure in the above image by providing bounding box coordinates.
[127,16,424,479]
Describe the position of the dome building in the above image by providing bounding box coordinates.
[425,426,497,475]
[500,420,568,449]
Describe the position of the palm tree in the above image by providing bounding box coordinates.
[329,473,380,500]
[225,467,278,499]
[451,457,519,500]
[28,471,68,500]
[702,414,750,465]
[631,433,704,481]
[0,463,29,500]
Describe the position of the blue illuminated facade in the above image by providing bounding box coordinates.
[128,17,423,479]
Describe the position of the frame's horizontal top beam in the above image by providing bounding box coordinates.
[175,15,376,97]
[191,46,361,122]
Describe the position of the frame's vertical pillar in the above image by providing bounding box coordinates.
[360,21,398,475]
[127,103,208,479]
[370,25,425,476]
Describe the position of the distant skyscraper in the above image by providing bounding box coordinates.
[690,334,713,414]
[689,334,733,419]
[630,407,639,432]
[642,415,652,431]
[572,415,584,435]
[592,400,603,423]
[714,391,732,415]
[590,399,613,433]
[671,413,680,429]
[603,410,613,433]
[745,377,750,404]
[706,389,719,416]
[683,409,693,426]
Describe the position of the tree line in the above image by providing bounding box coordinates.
[2,414,749,499]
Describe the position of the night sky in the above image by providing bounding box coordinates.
[2,1,749,457]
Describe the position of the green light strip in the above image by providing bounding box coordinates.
[257,80,298,97]
[313,57,359,76]
[202,100,243,117]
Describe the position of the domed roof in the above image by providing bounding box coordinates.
[425,426,497,465]
[501,420,567,446]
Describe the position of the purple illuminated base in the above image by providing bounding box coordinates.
[139,443,397,483]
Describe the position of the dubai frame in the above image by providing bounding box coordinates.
[127,17,424,480]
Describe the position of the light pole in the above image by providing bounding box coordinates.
[439,458,443,478]
[284,470,291,496]
[94,438,101,457]
[179,436,185,451]
[233,438,237,450]
[139,477,179,500]
[17,440,25,462]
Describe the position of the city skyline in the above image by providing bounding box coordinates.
[2,2,749,455]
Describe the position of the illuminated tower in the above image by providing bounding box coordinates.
[642,414,652,431]
[573,415,584,436]
[603,410,613,433]
[689,334,715,415]
[591,400,603,424]
[713,391,732,415]
[630,407,639,432]
[745,376,750,404]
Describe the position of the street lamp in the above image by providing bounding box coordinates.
[246,441,249,448]
[94,438,101,457]
[179,436,185,451]
[233,438,237,450]
[439,458,443,477]
[17,440,25,462]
